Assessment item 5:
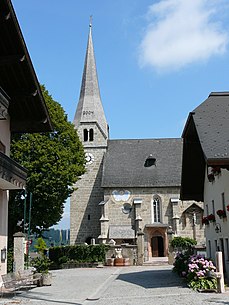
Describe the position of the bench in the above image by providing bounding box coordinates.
[1,270,42,297]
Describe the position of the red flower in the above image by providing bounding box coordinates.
[207,214,215,221]
[216,209,226,217]
[202,216,209,225]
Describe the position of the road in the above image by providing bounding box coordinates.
[1,265,229,305]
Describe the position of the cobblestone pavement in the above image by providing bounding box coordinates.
[1,265,229,305]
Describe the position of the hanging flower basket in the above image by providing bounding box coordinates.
[216,209,226,218]
[202,216,209,225]
[207,214,215,222]
[211,166,221,176]
[207,173,215,182]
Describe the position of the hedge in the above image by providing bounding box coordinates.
[49,244,109,267]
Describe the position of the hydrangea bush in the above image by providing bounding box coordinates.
[173,252,217,291]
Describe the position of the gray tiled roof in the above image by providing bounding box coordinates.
[102,138,182,187]
[192,92,229,162]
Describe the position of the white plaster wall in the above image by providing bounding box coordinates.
[0,116,10,277]
[204,167,229,278]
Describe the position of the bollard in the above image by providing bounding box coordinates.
[215,251,225,293]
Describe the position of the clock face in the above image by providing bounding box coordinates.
[85,152,94,165]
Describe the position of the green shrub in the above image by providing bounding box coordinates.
[31,256,51,274]
[171,236,197,250]
[48,244,109,267]
[173,252,217,291]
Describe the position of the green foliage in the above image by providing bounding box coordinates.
[173,252,217,291]
[8,85,85,238]
[49,244,109,267]
[189,277,217,291]
[34,237,47,255]
[171,236,197,250]
[31,256,51,274]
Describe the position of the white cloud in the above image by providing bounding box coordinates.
[139,0,228,72]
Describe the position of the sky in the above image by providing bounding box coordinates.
[12,0,229,229]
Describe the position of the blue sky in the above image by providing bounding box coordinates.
[12,0,229,229]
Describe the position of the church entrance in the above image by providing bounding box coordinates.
[151,236,164,257]
[144,225,168,258]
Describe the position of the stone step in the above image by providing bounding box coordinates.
[143,257,169,266]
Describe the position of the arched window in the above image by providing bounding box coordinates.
[83,129,88,141]
[152,196,161,223]
[89,129,94,141]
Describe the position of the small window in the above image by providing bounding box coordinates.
[222,193,225,211]
[89,129,94,141]
[205,203,209,216]
[144,154,156,167]
[208,240,212,258]
[83,129,88,141]
[88,214,90,220]
[212,200,215,215]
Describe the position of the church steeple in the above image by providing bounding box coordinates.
[73,21,108,141]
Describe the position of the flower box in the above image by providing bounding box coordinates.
[202,216,209,225]
[211,166,221,176]
[216,209,226,218]
[207,173,215,182]
[207,214,215,222]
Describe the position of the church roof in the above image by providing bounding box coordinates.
[102,138,182,188]
[73,23,108,138]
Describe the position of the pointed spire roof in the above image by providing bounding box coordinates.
[73,21,108,138]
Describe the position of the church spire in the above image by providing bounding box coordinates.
[73,21,108,139]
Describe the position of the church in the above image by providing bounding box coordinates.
[70,23,205,260]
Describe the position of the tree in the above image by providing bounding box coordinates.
[8,85,85,239]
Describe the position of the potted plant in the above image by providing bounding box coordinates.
[31,256,52,286]
[32,237,52,286]
[202,216,209,225]
[216,209,226,219]
[207,214,215,222]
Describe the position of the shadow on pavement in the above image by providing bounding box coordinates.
[17,292,82,305]
[117,268,187,289]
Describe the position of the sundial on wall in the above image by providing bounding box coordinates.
[112,190,131,202]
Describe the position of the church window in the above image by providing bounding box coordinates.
[89,128,94,141]
[83,129,88,141]
[152,196,161,223]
